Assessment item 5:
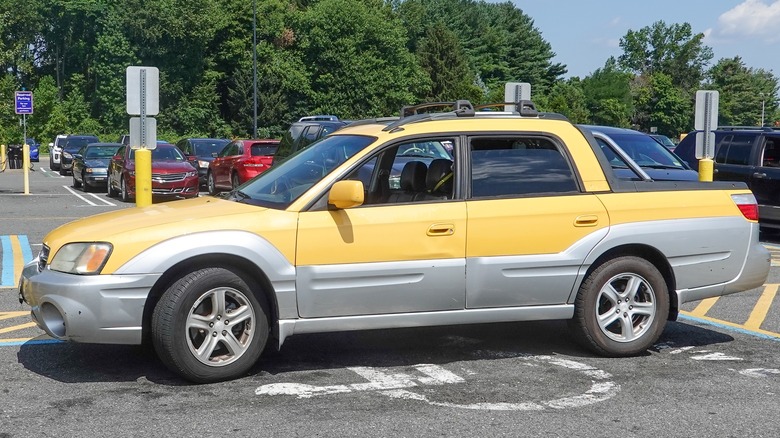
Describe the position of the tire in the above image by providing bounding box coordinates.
[59,166,66,176]
[120,177,131,202]
[568,256,669,357]
[72,173,82,189]
[151,267,269,383]
[231,172,240,190]
[207,171,217,196]
[107,176,119,197]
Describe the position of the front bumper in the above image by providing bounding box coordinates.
[18,259,161,344]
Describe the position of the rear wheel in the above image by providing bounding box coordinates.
[152,267,269,383]
[568,256,669,356]
[207,171,217,195]
[107,176,118,197]
[120,176,131,202]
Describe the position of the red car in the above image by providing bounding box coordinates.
[207,139,279,195]
[107,144,200,202]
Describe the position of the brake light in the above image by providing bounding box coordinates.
[731,194,759,221]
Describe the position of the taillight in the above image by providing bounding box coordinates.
[731,193,759,221]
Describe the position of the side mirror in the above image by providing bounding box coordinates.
[48,142,54,147]
[73,154,82,160]
[328,180,364,209]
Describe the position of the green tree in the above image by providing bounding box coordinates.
[539,79,590,124]
[618,21,712,93]
[706,57,779,127]
[416,22,481,102]
[296,0,428,118]
[580,58,633,127]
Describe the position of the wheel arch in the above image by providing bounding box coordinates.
[578,243,678,320]
[141,253,281,346]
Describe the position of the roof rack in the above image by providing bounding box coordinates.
[475,101,539,117]
[345,117,400,127]
[717,126,778,132]
[400,100,475,118]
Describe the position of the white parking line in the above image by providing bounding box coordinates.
[62,185,99,206]
[87,192,116,206]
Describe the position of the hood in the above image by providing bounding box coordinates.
[152,160,197,172]
[43,197,282,273]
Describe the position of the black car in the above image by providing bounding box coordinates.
[272,117,349,165]
[175,138,230,185]
[59,135,99,175]
[71,143,123,191]
[675,126,780,231]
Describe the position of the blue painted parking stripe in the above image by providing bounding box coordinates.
[0,339,62,347]
[679,314,780,342]
[0,235,33,287]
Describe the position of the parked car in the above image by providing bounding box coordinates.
[48,134,68,171]
[59,135,100,175]
[650,134,677,151]
[578,125,698,181]
[19,99,768,383]
[175,138,230,186]
[675,126,780,231]
[107,143,199,202]
[25,138,39,162]
[207,139,280,195]
[71,143,123,191]
[272,118,349,165]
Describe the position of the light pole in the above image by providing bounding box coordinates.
[761,92,766,127]
[252,0,258,138]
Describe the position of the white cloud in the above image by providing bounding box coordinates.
[716,0,780,41]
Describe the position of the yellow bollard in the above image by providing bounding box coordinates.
[23,143,30,194]
[698,158,714,182]
[135,148,152,207]
[1,144,5,171]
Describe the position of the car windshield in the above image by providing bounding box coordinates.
[599,133,686,169]
[64,137,98,152]
[129,146,186,161]
[232,134,376,209]
[192,139,229,157]
[85,146,120,159]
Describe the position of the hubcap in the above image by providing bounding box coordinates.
[596,273,656,342]
[186,287,255,367]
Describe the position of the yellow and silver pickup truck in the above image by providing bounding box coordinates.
[19,101,770,383]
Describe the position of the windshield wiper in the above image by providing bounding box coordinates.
[639,164,684,170]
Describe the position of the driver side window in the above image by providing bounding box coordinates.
[346,138,456,205]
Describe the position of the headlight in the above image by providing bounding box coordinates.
[186,171,197,177]
[49,243,112,275]
[63,152,72,159]
[198,160,210,168]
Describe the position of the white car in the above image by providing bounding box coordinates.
[48,134,68,171]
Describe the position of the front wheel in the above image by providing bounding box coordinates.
[152,267,269,383]
[207,171,217,196]
[72,173,82,189]
[120,177,131,202]
[568,256,669,357]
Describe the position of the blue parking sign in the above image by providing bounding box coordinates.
[15,91,33,115]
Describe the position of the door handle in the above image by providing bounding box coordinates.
[574,215,599,227]
[753,172,767,178]
[427,223,455,236]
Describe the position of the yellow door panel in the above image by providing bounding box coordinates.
[297,202,467,265]
[466,194,609,257]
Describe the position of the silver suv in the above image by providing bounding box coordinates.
[48,134,68,171]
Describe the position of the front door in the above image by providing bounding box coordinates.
[295,137,466,318]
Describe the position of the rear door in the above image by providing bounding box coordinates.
[748,134,780,221]
[713,134,757,184]
[464,135,609,308]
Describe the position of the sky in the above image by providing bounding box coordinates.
[509,0,780,79]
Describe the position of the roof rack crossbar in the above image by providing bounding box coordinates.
[400,100,475,118]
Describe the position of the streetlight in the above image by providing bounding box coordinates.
[761,92,766,127]
[253,0,258,138]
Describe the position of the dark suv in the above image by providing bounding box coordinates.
[272,117,349,165]
[59,135,100,175]
[675,127,780,230]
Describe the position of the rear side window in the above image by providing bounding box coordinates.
[715,134,753,165]
[470,137,578,198]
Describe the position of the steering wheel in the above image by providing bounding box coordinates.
[402,146,424,155]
